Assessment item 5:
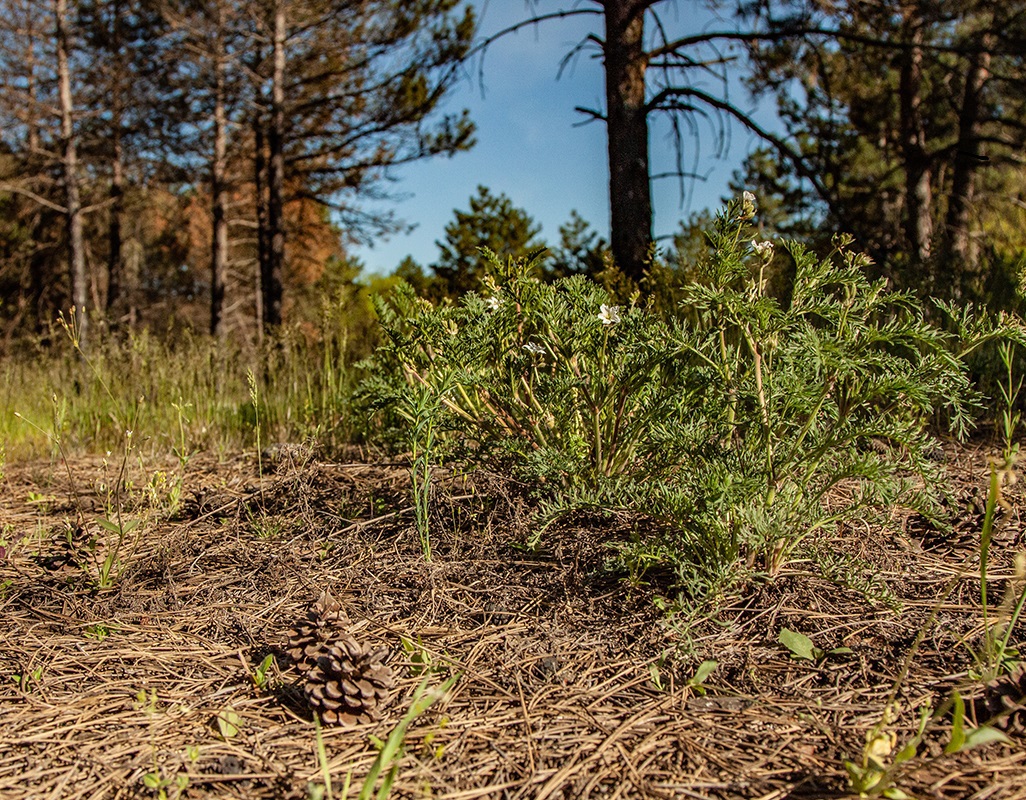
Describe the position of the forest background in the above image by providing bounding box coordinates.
[1,0,1025,456]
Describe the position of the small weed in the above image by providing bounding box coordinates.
[216,707,242,740]
[144,470,183,519]
[84,623,113,642]
[401,635,445,677]
[249,512,290,540]
[11,665,43,691]
[685,659,719,695]
[307,673,460,800]
[615,533,673,591]
[134,688,190,799]
[971,341,1026,680]
[134,688,160,713]
[395,372,452,562]
[142,767,189,800]
[248,369,264,483]
[309,712,341,800]
[778,628,853,663]
[355,673,459,800]
[647,652,669,691]
[91,514,142,589]
[249,654,276,692]
[420,716,450,761]
[170,399,194,469]
[841,384,1024,799]
[26,491,57,512]
[844,696,1009,798]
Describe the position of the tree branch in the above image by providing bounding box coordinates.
[0,183,67,213]
[647,86,833,206]
[573,105,606,123]
[645,26,1023,62]
[469,7,603,62]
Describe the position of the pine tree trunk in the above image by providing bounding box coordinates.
[55,0,87,348]
[944,36,992,290]
[603,0,652,284]
[30,217,47,333]
[263,1,286,331]
[25,5,40,157]
[107,126,125,325]
[210,26,228,337]
[106,0,125,329]
[898,18,933,272]
[254,110,268,339]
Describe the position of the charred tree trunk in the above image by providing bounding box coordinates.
[251,36,269,338]
[107,125,125,325]
[263,1,286,331]
[253,109,268,338]
[29,219,49,334]
[943,36,992,289]
[106,0,125,329]
[898,17,933,275]
[603,0,652,283]
[210,22,229,338]
[55,0,87,348]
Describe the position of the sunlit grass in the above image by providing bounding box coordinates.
[0,313,363,462]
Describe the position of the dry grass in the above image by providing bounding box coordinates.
[0,443,1024,799]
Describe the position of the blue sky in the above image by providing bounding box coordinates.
[352,1,770,276]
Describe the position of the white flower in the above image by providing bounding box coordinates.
[485,296,501,312]
[598,304,622,326]
[522,342,545,355]
[741,190,757,218]
[752,240,774,258]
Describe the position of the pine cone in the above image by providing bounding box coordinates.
[975,665,1026,734]
[304,636,394,725]
[287,591,348,673]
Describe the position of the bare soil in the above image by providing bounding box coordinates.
[0,442,1024,799]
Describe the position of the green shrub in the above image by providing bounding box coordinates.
[368,196,1016,597]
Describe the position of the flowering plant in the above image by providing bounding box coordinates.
[367,196,1006,596]
[370,251,681,490]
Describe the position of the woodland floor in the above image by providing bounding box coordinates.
[0,441,1024,800]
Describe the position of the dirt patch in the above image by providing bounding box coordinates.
[0,443,1024,799]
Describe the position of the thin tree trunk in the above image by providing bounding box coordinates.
[55,0,87,348]
[23,0,48,334]
[107,126,125,324]
[30,220,47,333]
[210,23,228,337]
[254,111,267,340]
[106,0,125,329]
[603,0,652,284]
[898,17,933,272]
[25,3,40,157]
[252,39,269,340]
[263,1,285,331]
[944,35,992,288]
